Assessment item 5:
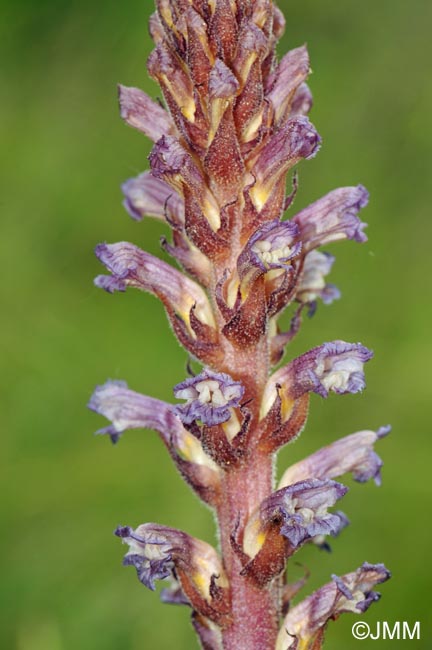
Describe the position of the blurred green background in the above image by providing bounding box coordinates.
[2,0,431,648]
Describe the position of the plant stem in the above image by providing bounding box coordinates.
[217,450,279,650]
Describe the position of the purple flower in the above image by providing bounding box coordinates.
[115,525,174,590]
[290,82,313,117]
[173,369,244,426]
[237,220,302,279]
[149,135,220,231]
[243,479,348,557]
[279,425,391,489]
[114,523,228,605]
[295,341,373,397]
[88,380,220,505]
[276,563,391,649]
[292,185,369,251]
[261,341,373,419]
[88,379,180,444]
[118,84,173,141]
[265,45,310,123]
[147,43,195,123]
[121,171,184,224]
[209,59,240,99]
[295,251,340,307]
[250,117,321,212]
[149,136,192,186]
[94,242,215,330]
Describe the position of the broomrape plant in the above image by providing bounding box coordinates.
[88,1,390,648]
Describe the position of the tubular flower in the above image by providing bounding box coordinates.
[115,523,230,623]
[261,341,373,422]
[240,479,348,587]
[292,185,369,251]
[279,425,391,489]
[88,379,181,444]
[276,563,391,650]
[118,84,175,141]
[173,369,244,426]
[243,479,348,559]
[89,0,390,648]
[295,251,340,309]
[88,379,220,504]
[237,220,302,283]
[121,171,184,225]
[94,242,214,329]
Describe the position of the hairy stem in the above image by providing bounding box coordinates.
[217,451,279,650]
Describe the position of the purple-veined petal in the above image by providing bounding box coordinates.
[88,379,179,444]
[295,251,340,306]
[149,136,191,185]
[209,59,240,99]
[173,369,244,426]
[292,341,373,397]
[122,171,184,224]
[149,135,220,230]
[261,341,373,419]
[94,242,215,330]
[276,563,391,649]
[292,185,369,251]
[290,82,313,117]
[243,478,347,558]
[279,425,391,489]
[232,22,268,82]
[114,523,228,607]
[237,220,302,279]
[266,45,310,123]
[250,117,321,211]
[88,380,221,505]
[118,84,173,141]
[115,525,174,591]
[147,42,196,122]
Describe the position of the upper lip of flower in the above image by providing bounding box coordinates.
[278,426,391,488]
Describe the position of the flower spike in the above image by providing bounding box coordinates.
[91,0,391,646]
